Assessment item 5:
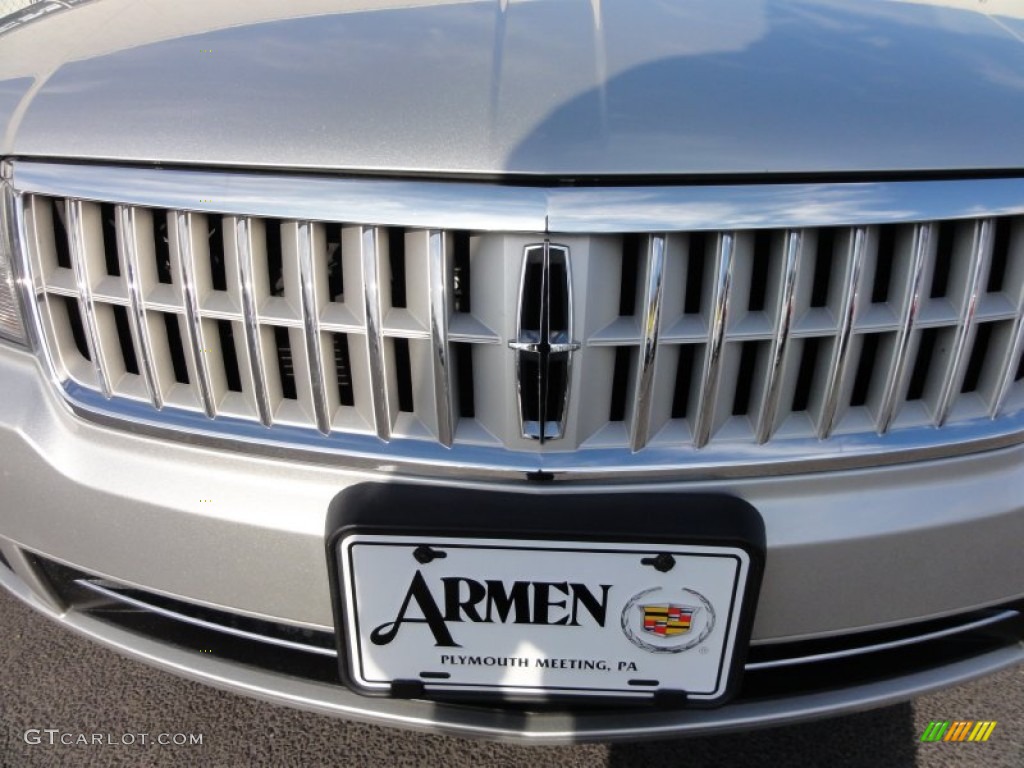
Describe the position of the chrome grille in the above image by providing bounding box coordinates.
[9,162,1024,478]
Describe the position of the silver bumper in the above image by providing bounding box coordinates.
[2,341,1024,740]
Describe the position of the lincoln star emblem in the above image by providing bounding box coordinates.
[509,243,580,442]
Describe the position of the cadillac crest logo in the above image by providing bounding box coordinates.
[621,586,716,653]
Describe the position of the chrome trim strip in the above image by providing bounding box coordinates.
[935,219,994,427]
[297,221,331,436]
[427,230,454,447]
[745,610,1019,671]
[66,199,112,398]
[878,223,932,433]
[235,217,272,427]
[630,234,666,452]
[755,230,801,444]
[174,211,216,418]
[116,205,162,409]
[13,162,1024,233]
[55,380,1024,480]
[75,580,338,658]
[361,226,390,441]
[819,226,868,438]
[694,232,735,448]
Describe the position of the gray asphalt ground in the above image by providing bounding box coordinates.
[1,588,1021,768]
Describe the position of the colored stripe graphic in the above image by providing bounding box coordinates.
[921,722,950,742]
[968,722,997,742]
[920,720,996,742]
[944,721,971,741]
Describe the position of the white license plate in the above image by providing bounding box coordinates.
[338,535,752,701]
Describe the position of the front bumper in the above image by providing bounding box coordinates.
[2,341,1024,742]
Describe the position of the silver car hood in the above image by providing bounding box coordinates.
[2,0,1024,177]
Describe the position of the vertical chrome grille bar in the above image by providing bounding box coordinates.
[992,268,1024,418]
[235,217,272,427]
[819,226,868,438]
[630,234,666,452]
[116,205,162,409]
[428,230,455,447]
[66,200,112,398]
[361,225,391,441]
[755,229,802,444]
[174,211,216,418]
[878,223,932,433]
[694,232,735,448]
[297,221,331,436]
[935,218,994,426]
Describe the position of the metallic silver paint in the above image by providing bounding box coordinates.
[1,550,1023,744]
[4,1,1024,176]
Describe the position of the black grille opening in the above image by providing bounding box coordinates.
[545,358,569,426]
[332,333,355,407]
[32,558,340,685]
[671,344,698,419]
[453,232,471,313]
[961,322,995,395]
[453,342,475,418]
[161,313,189,385]
[0,548,10,572]
[732,341,760,416]
[619,234,641,316]
[111,305,139,376]
[326,224,344,303]
[388,229,407,309]
[609,347,632,422]
[62,296,90,361]
[907,328,939,401]
[684,233,706,314]
[153,210,173,285]
[217,320,243,393]
[393,338,414,413]
[100,203,120,277]
[273,326,297,400]
[930,222,956,299]
[1016,348,1024,383]
[871,226,896,304]
[265,219,284,297]
[548,261,569,332]
[748,232,772,312]
[208,214,227,292]
[50,199,72,270]
[810,229,836,308]
[520,355,541,425]
[521,260,544,332]
[987,217,1012,294]
[792,337,822,412]
[742,607,1024,702]
[850,333,882,408]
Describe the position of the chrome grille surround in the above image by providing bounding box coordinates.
[6,161,1024,480]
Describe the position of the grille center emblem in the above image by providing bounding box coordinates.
[509,242,580,442]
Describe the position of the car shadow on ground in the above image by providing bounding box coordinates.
[607,703,917,768]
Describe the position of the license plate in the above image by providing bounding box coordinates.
[336,535,753,703]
